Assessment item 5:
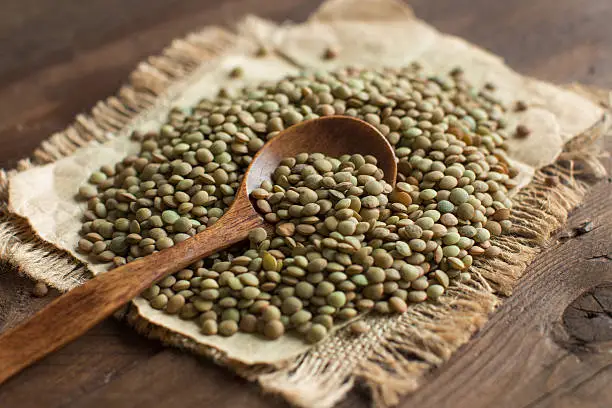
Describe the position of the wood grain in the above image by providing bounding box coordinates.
[0,0,326,170]
[0,0,611,407]
[0,193,263,384]
[0,115,394,383]
[400,179,612,408]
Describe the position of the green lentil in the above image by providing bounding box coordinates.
[306,324,328,343]
[78,66,517,344]
[263,320,285,339]
[201,319,218,335]
[248,227,268,244]
[218,320,238,336]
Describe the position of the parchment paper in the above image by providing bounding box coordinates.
[8,0,604,365]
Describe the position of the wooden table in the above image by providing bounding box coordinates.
[1,1,611,407]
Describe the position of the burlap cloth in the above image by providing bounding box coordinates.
[0,0,609,406]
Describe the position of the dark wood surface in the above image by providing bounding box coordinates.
[0,0,611,407]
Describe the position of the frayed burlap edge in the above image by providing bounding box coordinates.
[249,118,610,408]
[0,20,609,408]
[0,26,237,291]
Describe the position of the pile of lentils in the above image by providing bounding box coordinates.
[76,64,518,342]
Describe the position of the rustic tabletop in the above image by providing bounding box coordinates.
[1,1,611,407]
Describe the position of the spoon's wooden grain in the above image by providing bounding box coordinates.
[0,116,396,384]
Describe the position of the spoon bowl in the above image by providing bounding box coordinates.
[244,115,396,194]
[0,116,397,384]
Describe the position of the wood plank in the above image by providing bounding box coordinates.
[401,179,612,408]
[0,0,324,169]
[0,0,610,407]
[411,0,612,87]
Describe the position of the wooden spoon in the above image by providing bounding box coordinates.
[0,116,397,384]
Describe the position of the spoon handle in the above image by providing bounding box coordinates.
[0,200,263,385]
